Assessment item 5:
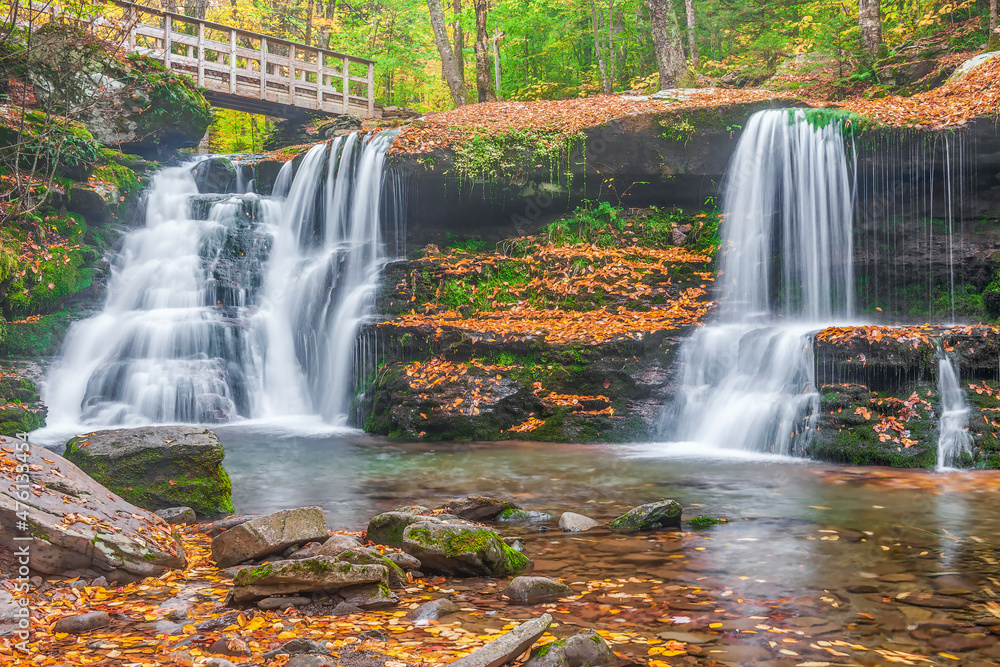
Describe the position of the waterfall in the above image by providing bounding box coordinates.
[665,109,855,454]
[43,130,399,430]
[935,344,973,470]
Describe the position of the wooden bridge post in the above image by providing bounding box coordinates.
[229,29,237,95]
[128,4,137,52]
[318,52,327,110]
[289,44,296,105]
[163,15,172,68]
[342,56,349,113]
[260,37,267,99]
[197,22,205,86]
[367,62,374,118]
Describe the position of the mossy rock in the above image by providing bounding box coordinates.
[24,24,210,155]
[64,425,233,516]
[609,499,682,532]
[0,311,74,358]
[0,369,46,435]
[0,104,99,181]
[400,520,532,577]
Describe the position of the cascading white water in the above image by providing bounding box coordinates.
[666,109,855,454]
[935,345,973,470]
[43,130,398,430]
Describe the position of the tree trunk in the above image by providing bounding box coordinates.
[991,0,998,49]
[492,30,502,100]
[427,0,466,106]
[453,0,465,84]
[474,0,495,102]
[646,0,685,89]
[591,0,609,93]
[607,0,616,94]
[305,0,314,46]
[319,0,337,49]
[684,0,698,67]
[859,0,882,60]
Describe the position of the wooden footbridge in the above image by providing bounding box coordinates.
[31,0,377,118]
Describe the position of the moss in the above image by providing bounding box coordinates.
[235,563,274,585]
[688,516,728,528]
[495,508,528,521]
[499,540,531,574]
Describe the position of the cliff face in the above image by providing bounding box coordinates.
[385,100,800,248]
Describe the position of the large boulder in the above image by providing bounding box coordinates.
[522,630,616,667]
[212,507,328,568]
[334,547,407,588]
[0,437,187,580]
[368,508,531,577]
[25,23,211,155]
[401,520,531,577]
[609,500,682,532]
[231,557,387,603]
[64,426,233,517]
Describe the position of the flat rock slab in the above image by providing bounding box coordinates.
[448,614,552,667]
[212,507,328,568]
[64,426,233,516]
[231,557,386,602]
[0,438,187,579]
[896,593,969,609]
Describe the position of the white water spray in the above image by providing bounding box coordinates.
[934,345,973,470]
[667,109,855,453]
[43,131,399,430]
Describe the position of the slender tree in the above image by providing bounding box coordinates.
[454,0,465,85]
[991,0,998,49]
[591,0,609,93]
[474,0,496,101]
[646,0,685,89]
[607,0,616,92]
[859,0,882,60]
[427,0,466,106]
[684,0,698,67]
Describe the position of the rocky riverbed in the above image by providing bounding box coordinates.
[6,426,1000,665]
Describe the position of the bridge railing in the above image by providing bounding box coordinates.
[21,0,376,118]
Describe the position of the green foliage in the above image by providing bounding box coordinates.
[452,130,583,182]
[209,109,275,154]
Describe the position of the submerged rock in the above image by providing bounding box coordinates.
[448,614,553,667]
[0,438,187,579]
[52,611,110,634]
[408,597,459,623]
[212,507,329,568]
[609,500,682,532]
[504,577,573,605]
[64,426,233,517]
